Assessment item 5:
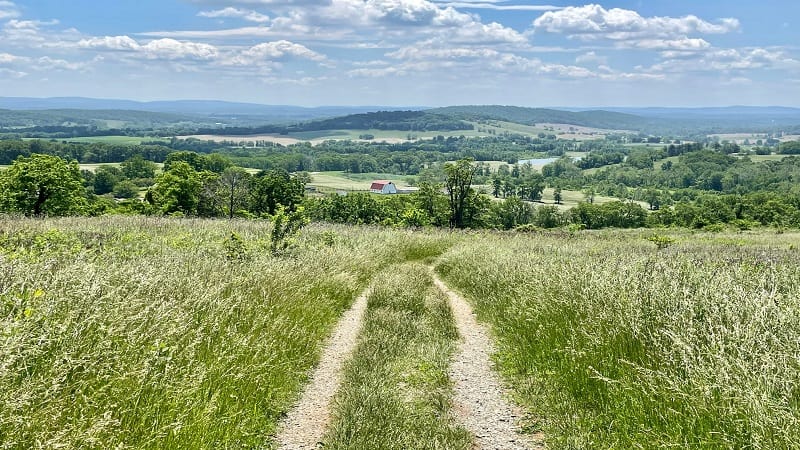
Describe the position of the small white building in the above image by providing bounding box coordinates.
[370,180,398,194]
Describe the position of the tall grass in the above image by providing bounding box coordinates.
[0,217,448,449]
[437,230,800,449]
[324,264,472,449]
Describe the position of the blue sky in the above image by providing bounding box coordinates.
[0,0,798,106]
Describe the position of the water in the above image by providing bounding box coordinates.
[517,157,557,166]
[517,156,582,166]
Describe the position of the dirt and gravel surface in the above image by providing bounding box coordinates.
[273,290,369,449]
[275,275,542,449]
[434,275,543,450]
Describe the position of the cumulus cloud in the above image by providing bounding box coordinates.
[575,51,606,65]
[36,56,87,71]
[439,2,562,11]
[533,4,739,40]
[153,0,527,47]
[642,48,798,73]
[0,67,27,78]
[0,52,24,64]
[78,36,218,60]
[0,0,19,20]
[225,40,328,65]
[619,38,711,51]
[198,7,270,23]
[78,35,140,51]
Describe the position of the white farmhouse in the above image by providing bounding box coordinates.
[370,180,398,194]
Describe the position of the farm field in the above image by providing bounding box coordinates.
[0,162,165,173]
[309,171,415,192]
[185,125,510,147]
[2,217,799,449]
[22,136,167,145]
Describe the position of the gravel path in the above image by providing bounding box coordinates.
[273,289,369,449]
[433,275,543,450]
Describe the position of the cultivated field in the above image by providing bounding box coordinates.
[2,217,798,449]
[21,136,167,145]
[309,171,415,192]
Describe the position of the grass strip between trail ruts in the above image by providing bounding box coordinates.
[324,263,472,450]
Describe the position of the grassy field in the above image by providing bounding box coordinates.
[3,217,800,449]
[436,229,800,449]
[0,217,448,448]
[310,171,414,192]
[21,136,167,145]
[324,263,471,449]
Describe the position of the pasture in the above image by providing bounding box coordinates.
[309,171,415,192]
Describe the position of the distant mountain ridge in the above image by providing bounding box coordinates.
[2,97,800,135]
[428,105,652,130]
[0,97,407,122]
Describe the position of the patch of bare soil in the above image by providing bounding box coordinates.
[273,290,369,449]
[434,275,544,450]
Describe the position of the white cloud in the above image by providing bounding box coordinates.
[643,48,798,73]
[619,38,711,51]
[575,50,606,65]
[79,35,140,51]
[0,0,19,20]
[224,40,328,65]
[348,66,406,77]
[36,56,87,71]
[151,0,527,47]
[0,67,27,78]
[141,38,218,59]
[0,52,24,64]
[78,35,218,60]
[533,4,739,40]
[439,2,562,11]
[198,7,270,23]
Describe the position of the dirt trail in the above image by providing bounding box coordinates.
[433,275,543,450]
[273,289,369,449]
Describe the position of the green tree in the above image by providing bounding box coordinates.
[414,182,448,227]
[444,158,477,229]
[553,187,563,205]
[0,154,86,216]
[491,196,533,230]
[120,155,157,179]
[270,206,309,255]
[491,177,502,198]
[249,169,305,216]
[219,167,252,219]
[93,165,121,195]
[113,180,140,199]
[147,161,202,215]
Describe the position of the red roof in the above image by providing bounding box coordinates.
[370,180,392,190]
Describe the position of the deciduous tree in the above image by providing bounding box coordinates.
[0,154,86,216]
[444,158,477,229]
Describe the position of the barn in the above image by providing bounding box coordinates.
[370,180,398,194]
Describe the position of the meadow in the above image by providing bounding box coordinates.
[0,216,449,449]
[437,229,800,449]
[1,216,799,449]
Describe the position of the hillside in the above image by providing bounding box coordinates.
[428,105,654,130]
[194,110,473,135]
[0,97,399,123]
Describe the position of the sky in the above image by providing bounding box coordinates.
[0,0,798,107]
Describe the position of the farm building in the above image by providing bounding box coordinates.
[370,180,398,194]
